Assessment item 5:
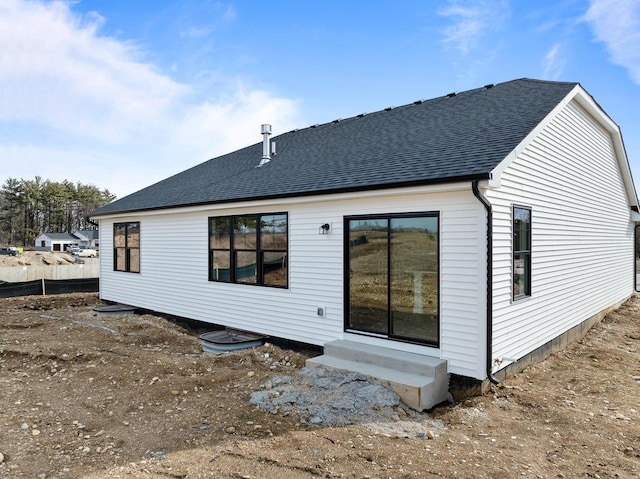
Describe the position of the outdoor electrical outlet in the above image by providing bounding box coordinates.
[317,307,325,317]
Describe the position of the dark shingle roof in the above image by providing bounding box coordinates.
[92,78,577,216]
[75,230,99,239]
[42,233,77,241]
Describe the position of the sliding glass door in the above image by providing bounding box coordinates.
[346,213,439,345]
[347,218,389,335]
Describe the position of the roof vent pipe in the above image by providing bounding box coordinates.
[258,124,272,167]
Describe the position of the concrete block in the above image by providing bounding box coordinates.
[307,340,449,411]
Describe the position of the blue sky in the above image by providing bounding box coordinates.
[1,0,639,199]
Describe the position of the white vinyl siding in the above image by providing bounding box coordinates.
[95,97,635,382]
[488,100,634,370]
[98,185,486,379]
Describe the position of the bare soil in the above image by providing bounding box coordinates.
[1,293,639,478]
[0,251,80,267]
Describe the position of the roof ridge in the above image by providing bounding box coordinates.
[496,77,578,87]
[275,78,579,138]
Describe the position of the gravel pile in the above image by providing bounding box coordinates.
[250,366,403,426]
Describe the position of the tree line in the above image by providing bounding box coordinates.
[0,177,115,247]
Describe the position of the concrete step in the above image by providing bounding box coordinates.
[306,340,449,411]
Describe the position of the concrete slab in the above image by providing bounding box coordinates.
[306,340,449,411]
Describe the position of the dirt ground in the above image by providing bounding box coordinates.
[0,293,639,479]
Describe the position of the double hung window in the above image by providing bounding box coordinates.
[209,213,288,287]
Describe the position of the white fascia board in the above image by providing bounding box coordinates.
[92,181,474,220]
[489,85,639,210]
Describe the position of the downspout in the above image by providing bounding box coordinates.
[472,180,500,385]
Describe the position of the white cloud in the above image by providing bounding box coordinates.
[214,2,237,23]
[175,87,300,156]
[0,0,302,198]
[584,0,640,84]
[180,2,236,39]
[438,0,510,54]
[542,43,564,80]
[0,0,185,142]
[180,26,213,39]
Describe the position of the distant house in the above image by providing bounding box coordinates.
[34,233,79,252]
[34,230,99,252]
[90,79,638,409]
[73,230,100,249]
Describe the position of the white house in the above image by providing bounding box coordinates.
[34,233,78,252]
[35,230,99,252]
[91,79,638,409]
[73,230,100,249]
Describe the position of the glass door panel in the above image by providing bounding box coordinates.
[390,217,439,343]
[348,219,389,334]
